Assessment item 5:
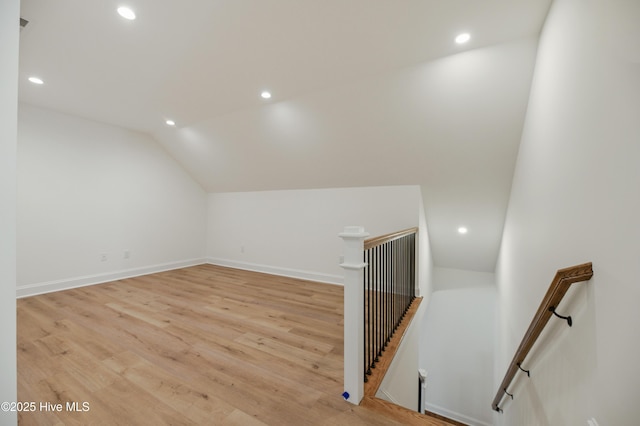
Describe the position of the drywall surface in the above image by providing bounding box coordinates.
[206,185,423,284]
[417,187,434,299]
[0,0,19,423]
[17,105,207,295]
[433,266,494,291]
[494,0,640,424]
[156,38,538,274]
[421,268,495,426]
[376,302,425,411]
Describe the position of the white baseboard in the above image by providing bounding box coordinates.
[206,257,344,286]
[16,258,207,298]
[424,402,492,426]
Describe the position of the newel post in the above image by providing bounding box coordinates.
[339,226,369,405]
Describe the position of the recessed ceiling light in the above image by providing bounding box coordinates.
[458,227,468,234]
[455,33,471,44]
[28,76,44,85]
[117,6,136,20]
[261,91,272,99]
[165,120,176,126]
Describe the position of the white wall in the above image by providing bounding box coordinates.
[376,302,425,411]
[0,0,19,423]
[417,187,434,298]
[207,185,424,285]
[17,105,207,296]
[495,0,640,425]
[433,266,495,292]
[421,268,496,426]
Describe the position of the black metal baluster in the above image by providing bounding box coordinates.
[408,234,412,308]
[363,250,367,381]
[368,248,372,375]
[406,234,410,309]
[411,234,414,301]
[364,250,369,381]
[393,239,397,330]
[388,240,391,338]
[376,245,381,363]
[407,234,412,309]
[391,240,395,335]
[405,235,409,314]
[359,231,419,384]
[400,236,405,322]
[362,251,368,382]
[397,237,401,326]
[398,238,402,324]
[385,241,389,349]
[412,233,415,301]
[380,243,385,353]
[383,242,388,349]
[390,240,393,340]
[372,246,376,368]
[368,248,373,375]
[397,238,401,328]
[386,241,390,342]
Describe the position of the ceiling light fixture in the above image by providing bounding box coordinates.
[28,76,44,85]
[165,120,176,126]
[261,91,272,99]
[458,227,468,234]
[117,6,136,20]
[455,33,471,44]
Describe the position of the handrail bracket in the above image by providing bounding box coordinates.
[517,362,530,377]
[549,306,572,327]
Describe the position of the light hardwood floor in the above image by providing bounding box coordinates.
[18,264,454,425]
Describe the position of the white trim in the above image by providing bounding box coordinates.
[338,226,370,239]
[338,226,366,404]
[424,402,492,426]
[377,389,402,406]
[340,262,367,270]
[206,257,344,286]
[16,258,207,298]
[419,369,428,415]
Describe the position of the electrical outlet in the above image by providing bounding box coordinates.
[124,250,130,259]
[240,245,245,253]
[339,255,344,264]
[100,253,108,262]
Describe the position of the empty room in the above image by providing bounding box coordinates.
[2,0,639,425]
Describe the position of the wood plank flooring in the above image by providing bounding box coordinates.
[17,264,455,425]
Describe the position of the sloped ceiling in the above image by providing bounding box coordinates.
[18,0,552,272]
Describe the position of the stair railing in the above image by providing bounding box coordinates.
[339,226,418,405]
[492,262,594,412]
[363,228,417,384]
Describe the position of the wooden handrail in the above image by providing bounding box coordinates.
[492,262,594,412]
[364,227,418,250]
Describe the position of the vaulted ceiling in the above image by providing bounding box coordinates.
[18,0,552,272]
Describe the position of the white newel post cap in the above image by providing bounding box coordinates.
[339,226,369,271]
[338,226,369,239]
